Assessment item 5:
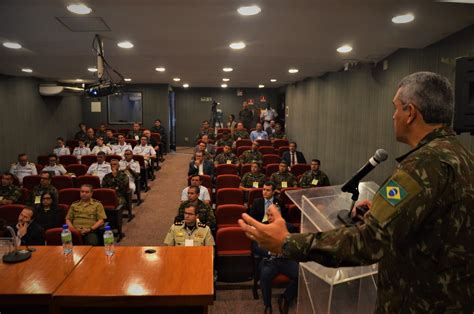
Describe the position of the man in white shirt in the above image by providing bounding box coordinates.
[86,151,111,183]
[91,137,112,155]
[10,154,37,184]
[72,139,91,161]
[133,136,156,166]
[42,154,67,176]
[181,175,211,205]
[119,149,140,194]
[112,134,132,157]
[53,137,71,156]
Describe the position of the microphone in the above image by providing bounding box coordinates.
[2,224,32,264]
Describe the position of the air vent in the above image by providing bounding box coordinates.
[56,17,111,32]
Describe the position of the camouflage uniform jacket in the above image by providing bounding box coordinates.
[298,170,331,188]
[216,138,234,147]
[214,152,239,165]
[84,137,96,149]
[240,150,263,165]
[269,171,297,189]
[104,137,117,145]
[270,131,286,140]
[101,170,129,204]
[241,172,266,188]
[233,130,250,141]
[195,128,215,141]
[28,184,59,207]
[282,127,474,313]
[127,130,143,140]
[176,200,216,231]
[0,184,22,203]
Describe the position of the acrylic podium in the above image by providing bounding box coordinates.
[286,182,380,314]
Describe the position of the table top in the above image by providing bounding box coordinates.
[54,246,214,304]
[0,246,91,297]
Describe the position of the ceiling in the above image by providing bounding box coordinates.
[0,0,473,88]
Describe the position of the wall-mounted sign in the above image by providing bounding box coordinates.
[201,97,213,102]
[259,95,267,103]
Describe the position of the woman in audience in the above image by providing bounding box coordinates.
[34,192,64,230]
[226,114,237,132]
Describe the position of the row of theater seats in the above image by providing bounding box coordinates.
[36,154,149,168]
[210,163,311,177]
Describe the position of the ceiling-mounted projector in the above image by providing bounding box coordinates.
[85,82,123,97]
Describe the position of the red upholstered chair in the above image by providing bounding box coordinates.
[150,133,161,143]
[273,139,289,149]
[277,146,290,157]
[215,146,224,155]
[281,187,302,207]
[66,140,79,151]
[35,164,44,173]
[51,175,74,191]
[216,205,246,229]
[216,175,241,190]
[235,139,252,149]
[256,139,271,147]
[258,146,275,155]
[262,154,281,166]
[58,188,81,206]
[93,188,124,241]
[290,164,311,177]
[80,155,97,167]
[76,175,100,189]
[240,164,252,177]
[237,146,252,157]
[12,176,20,187]
[37,155,49,166]
[22,175,41,191]
[45,227,83,245]
[105,154,123,162]
[57,204,69,224]
[0,204,25,225]
[118,128,130,134]
[253,271,290,300]
[216,188,244,206]
[216,227,253,282]
[247,188,263,208]
[215,164,239,176]
[19,188,30,205]
[217,128,231,134]
[265,163,280,177]
[125,139,137,147]
[66,164,88,177]
[59,155,78,166]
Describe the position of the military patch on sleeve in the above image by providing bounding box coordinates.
[380,179,407,207]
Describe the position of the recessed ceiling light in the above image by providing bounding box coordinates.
[288,68,299,74]
[221,84,228,88]
[258,84,265,88]
[21,68,33,73]
[223,67,233,72]
[155,67,166,72]
[183,83,189,88]
[76,78,83,82]
[117,41,134,49]
[392,13,415,24]
[124,78,132,82]
[87,67,97,72]
[237,5,261,16]
[173,77,181,82]
[67,3,92,15]
[3,42,22,49]
[270,79,277,82]
[337,45,353,53]
[229,42,246,50]
[222,78,230,82]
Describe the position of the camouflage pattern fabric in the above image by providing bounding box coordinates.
[299,170,331,188]
[0,184,22,203]
[240,150,263,165]
[269,171,297,189]
[241,172,266,188]
[101,170,129,205]
[214,152,239,165]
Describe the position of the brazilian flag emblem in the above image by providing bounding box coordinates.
[380,179,407,206]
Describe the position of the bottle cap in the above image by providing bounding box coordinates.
[62,224,68,229]
[105,225,111,231]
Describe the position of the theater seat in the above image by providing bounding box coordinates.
[235,139,252,149]
[215,164,239,176]
[216,175,241,190]
[51,175,74,191]
[277,146,290,157]
[45,227,83,245]
[0,204,24,225]
[22,175,41,191]
[240,164,252,177]
[216,188,244,206]
[216,204,246,229]
[80,155,97,167]
[290,164,311,177]
[58,188,81,206]
[216,227,253,282]
[256,139,271,147]
[66,164,88,177]
[58,155,78,166]
[258,146,275,155]
[273,139,289,149]
[93,188,123,241]
[265,164,280,177]
[247,188,263,208]
[262,154,281,166]
[237,146,252,157]
[76,175,100,189]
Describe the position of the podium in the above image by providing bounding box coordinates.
[286,182,379,314]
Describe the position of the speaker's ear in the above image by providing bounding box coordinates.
[454,57,474,134]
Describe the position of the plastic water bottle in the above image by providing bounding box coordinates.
[103,225,115,256]
[61,224,73,255]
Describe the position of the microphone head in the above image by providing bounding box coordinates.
[374,149,388,163]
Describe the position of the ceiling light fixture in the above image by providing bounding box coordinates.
[223,67,233,72]
[88,67,97,72]
[221,84,228,88]
[288,68,299,74]
[270,79,277,82]
[258,85,265,88]
[124,78,132,82]
[76,78,83,82]
[229,42,246,49]
[173,78,181,82]
[391,13,415,24]
[117,41,134,49]
[337,45,353,53]
[2,42,22,49]
[21,68,33,73]
[222,78,230,82]
[183,83,189,88]
[67,3,92,15]
[237,5,261,16]
[155,67,166,72]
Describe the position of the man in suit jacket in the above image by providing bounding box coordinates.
[249,182,287,222]
[13,207,44,246]
[281,142,306,167]
[188,151,214,177]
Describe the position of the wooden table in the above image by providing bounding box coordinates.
[0,246,91,312]
[52,246,214,313]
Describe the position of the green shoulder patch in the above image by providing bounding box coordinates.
[380,179,407,207]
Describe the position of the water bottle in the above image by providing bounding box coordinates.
[103,225,115,256]
[61,224,73,255]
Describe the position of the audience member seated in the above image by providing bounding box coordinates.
[66,184,106,246]
[181,175,211,205]
[101,159,129,206]
[226,114,237,132]
[164,204,214,246]
[250,122,269,142]
[91,137,112,155]
[282,142,306,167]
[265,119,276,137]
[214,144,239,165]
[87,151,111,183]
[240,162,266,190]
[104,129,117,145]
[28,171,58,207]
[9,153,37,185]
[240,141,263,165]
[84,127,97,149]
[53,137,71,156]
[133,136,156,167]
[34,192,63,230]
[112,134,132,157]
[127,122,143,140]
[252,204,298,314]
[13,207,44,246]
[249,182,286,222]
[0,173,22,205]
[150,118,167,155]
[74,122,87,141]
[43,154,67,176]
[119,149,140,194]
[194,134,216,157]
[269,161,297,192]
[188,152,214,177]
[195,120,215,141]
[299,159,331,188]
[143,129,160,157]
[175,186,216,232]
[95,123,107,140]
[72,139,91,161]
[194,141,214,161]
[270,123,286,142]
[233,122,250,141]
[216,131,234,148]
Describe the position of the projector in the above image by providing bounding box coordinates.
[85,81,123,97]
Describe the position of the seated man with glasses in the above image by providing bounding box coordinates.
[27,171,58,207]
[42,154,67,176]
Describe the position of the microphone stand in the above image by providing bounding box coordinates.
[2,226,32,264]
[337,179,360,226]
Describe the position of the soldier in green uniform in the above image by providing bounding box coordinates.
[216,131,234,148]
[66,184,107,246]
[233,122,250,141]
[239,72,474,313]
[101,159,129,205]
[239,101,254,130]
[195,120,215,141]
[269,161,297,192]
[84,127,97,149]
[175,186,216,232]
[240,142,263,165]
[270,123,287,141]
[0,172,22,205]
[127,122,143,140]
[240,162,266,190]
[214,145,239,165]
[299,159,331,188]
[27,171,59,207]
[104,130,117,145]
[164,203,215,246]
